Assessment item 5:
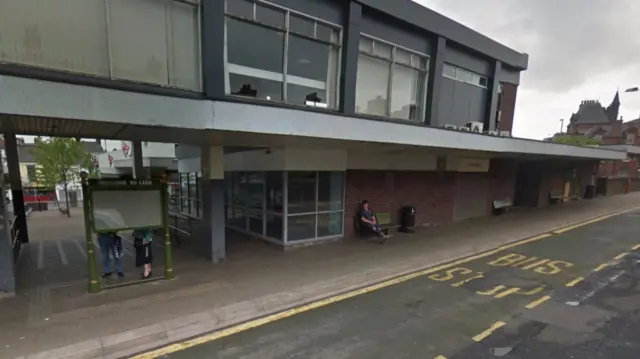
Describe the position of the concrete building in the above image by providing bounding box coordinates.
[0,0,628,293]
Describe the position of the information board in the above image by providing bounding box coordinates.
[91,189,163,232]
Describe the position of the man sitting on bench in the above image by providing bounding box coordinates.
[359,200,387,241]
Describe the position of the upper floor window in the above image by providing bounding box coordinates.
[225,0,342,109]
[442,64,488,88]
[0,0,202,91]
[355,35,429,122]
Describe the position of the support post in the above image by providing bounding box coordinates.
[0,161,15,294]
[4,133,28,243]
[132,141,144,179]
[81,175,100,293]
[200,146,225,262]
[339,1,362,115]
[161,180,174,279]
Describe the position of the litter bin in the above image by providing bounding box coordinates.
[400,205,416,233]
[584,185,596,199]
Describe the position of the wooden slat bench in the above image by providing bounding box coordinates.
[492,198,513,215]
[354,211,398,238]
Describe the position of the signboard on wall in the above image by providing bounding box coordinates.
[448,157,490,172]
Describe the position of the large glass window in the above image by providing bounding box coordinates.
[286,171,344,242]
[0,0,201,91]
[225,170,344,243]
[176,172,201,217]
[225,0,341,109]
[356,36,428,122]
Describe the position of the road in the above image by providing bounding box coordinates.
[140,209,640,359]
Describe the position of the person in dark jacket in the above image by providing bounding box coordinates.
[133,228,153,279]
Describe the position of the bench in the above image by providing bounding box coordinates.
[492,198,513,215]
[354,211,397,237]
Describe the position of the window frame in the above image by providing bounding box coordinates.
[356,33,430,122]
[224,0,343,109]
[442,63,489,89]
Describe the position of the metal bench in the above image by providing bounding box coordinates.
[492,198,513,215]
[354,211,397,237]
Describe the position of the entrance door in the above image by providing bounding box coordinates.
[454,173,489,221]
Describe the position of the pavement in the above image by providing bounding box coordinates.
[2,193,640,358]
[136,204,640,359]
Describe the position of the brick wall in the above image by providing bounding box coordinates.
[498,83,517,133]
[344,170,455,237]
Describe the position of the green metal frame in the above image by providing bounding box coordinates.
[83,178,173,293]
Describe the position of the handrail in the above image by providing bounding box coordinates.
[9,215,17,232]
[168,225,191,236]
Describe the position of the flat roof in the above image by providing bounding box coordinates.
[357,0,528,70]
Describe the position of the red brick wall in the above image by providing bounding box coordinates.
[344,170,455,237]
[498,83,517,133]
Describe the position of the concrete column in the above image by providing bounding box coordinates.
[425,37,446,126]
[132,141,145,179]
[4,133,28,243]
[485,60,502,131]
[199,146,225,262]
[0,159,15,294]
[339,2,362,115]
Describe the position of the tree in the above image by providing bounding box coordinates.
[551,134,601,146]
[30,137,90,217]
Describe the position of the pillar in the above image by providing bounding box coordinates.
[0,159,16,294]
[132,141,145,179]
[199,146,225,262]
[339,1,362,115]
[425,36,446,126]
[4,133,28,243]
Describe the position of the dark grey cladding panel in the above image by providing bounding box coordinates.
[175,144,201,159]
[499,66,521,85]
[356,0,528,69]
[437,77,487,128]
[267,0,344,24]
[360,10,432,54]
[444,45,491,76]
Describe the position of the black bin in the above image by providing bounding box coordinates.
[584,185,596,199]
[400,205,416,233]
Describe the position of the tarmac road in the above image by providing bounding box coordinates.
[140,209,640,359]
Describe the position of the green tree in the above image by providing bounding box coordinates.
[31,137,90,217]
[551,134,601,146]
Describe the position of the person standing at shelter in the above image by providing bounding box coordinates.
[133,228,153,279]
[98,232,124,278]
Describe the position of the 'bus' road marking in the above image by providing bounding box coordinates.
[37,241,44,269]
[525,295,551,309]
[473,321,506,342]
[56,240,68,265]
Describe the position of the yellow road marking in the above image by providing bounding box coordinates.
[132,208,639,358]
[614,253,628,260]
[594,263,609,272]
[434,356,448,359]
[472,321,506,342]
[632,244,640,251]
[494,287,521,298]
[498,234,551,250]
[565,277,584,287]
[525,295,551,309]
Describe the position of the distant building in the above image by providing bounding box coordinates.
[560,91,640,182]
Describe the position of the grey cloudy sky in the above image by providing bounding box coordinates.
[416,0,640,139]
